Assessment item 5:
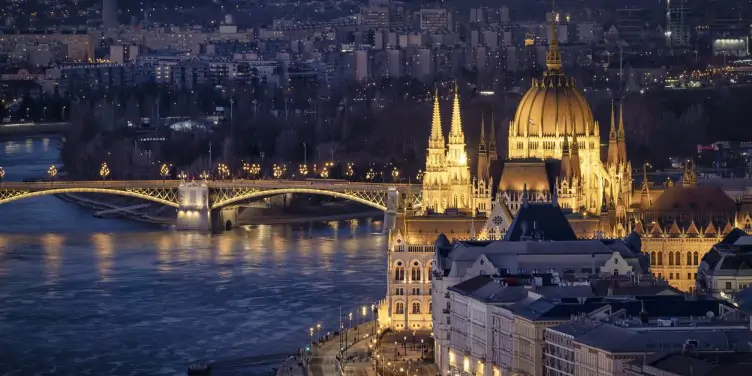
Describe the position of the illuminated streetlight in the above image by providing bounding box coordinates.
[216,163,231,180]
[99,162,110,181]
[299,164,309,176]
[346,162,354,179]
[160,163,170,181]
[177,171,187,181]
[0,166,5,181]
[416,169,424,181]
[48,165,57,179]
[366,168,376,181]
[199,170,210,180]
[392,167,400,182]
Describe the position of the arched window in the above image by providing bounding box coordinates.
[453,194,458,208]
[650,252,656,266]
[675,252,681,266]
[657,251,663,266]
[395,261,405,281]
[460,194,466,207]
[411,261,421,281]
[668,252,674,266]
[693,251,699,265]
[432,200,438,212]
[428,300,432,313]
[412,302,421,314]
[395,302,404,314]
[686,252,692,266]
[427,263,433,281]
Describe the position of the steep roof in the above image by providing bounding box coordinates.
[504,203,577,241]
[648,186,736,214]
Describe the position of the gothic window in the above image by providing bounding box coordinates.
[461,194,466,206]
[395,262,405,281]
[686,252,692,266]
[429,300,432,313]
[693,251,699,266]
[453,194,458,208]
[395,302,404,314]
[668,252,674,266]
[432,200,438,212]
[650,252,656,266]
[427,262,433,281]
[657,251,663,266]
[411,261,422,281]
[412,302,421,314]
[675,252,681,266]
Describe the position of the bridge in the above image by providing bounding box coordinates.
[0,180,422,230]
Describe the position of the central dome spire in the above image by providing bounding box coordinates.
[546,0,562,71]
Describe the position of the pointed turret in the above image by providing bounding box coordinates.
[560,118,573,182]
[449,82,464,138]
[429,87,444,149]
[617,101,627,164]
[607,100,619,166]
[477,114,489,180]
[640,163,651,209]
[570,119,581,180]
[489,112,497,161]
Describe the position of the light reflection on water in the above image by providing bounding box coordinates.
[0,138,388,375]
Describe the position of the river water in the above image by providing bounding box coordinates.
[0,137,387,375]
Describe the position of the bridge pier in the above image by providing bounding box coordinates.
[212,207,239,231]
[382,187,399,232]
[176,182,211,231]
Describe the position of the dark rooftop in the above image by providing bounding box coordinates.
[503,202,577,242]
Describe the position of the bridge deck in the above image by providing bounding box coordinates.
[0,180,421,191]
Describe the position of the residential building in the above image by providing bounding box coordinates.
[545,300,751,376]
[623,351,752,376]
[697,230,752,296]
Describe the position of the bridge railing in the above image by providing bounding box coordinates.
[0,179,422,191]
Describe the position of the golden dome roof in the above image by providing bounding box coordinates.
[512,71,594,137]
[512,17,595,138]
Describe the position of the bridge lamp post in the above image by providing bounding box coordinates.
[299,164,308,177]
[100,163,110,181]
[392,168,400,183]
[217,164,230,180]
[177,171,187,181]
[160,163,170,182]
[0,166,5,182]
[242,162,251,180]
[309,327,314,350]
[317,323,321,342]
[48,165,58,181]
[416,169,424,182]
[200,170,210,181]
[346,162,354,180]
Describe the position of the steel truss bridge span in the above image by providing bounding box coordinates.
[0,180,422,212]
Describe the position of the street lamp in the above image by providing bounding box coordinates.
[392,167,400,182]
[317,323,321,342]
[178,171,187,181]
[217,163,230,180]
[160,163,169,181]
[362,305,367,325]
[416,169,424,181]
[299,164,309,176]
[48,165,57,180]
[200,170,209,181]
[0,166,5,182]
[309,327,314,350]
[100,162,110,181]
[346,162,354,179]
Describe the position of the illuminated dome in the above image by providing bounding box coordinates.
[512,72,594,136]
[511,23,595,137]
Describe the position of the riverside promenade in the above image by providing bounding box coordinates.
[309,321,378,376]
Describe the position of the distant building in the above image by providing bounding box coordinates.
[623,351,752,376]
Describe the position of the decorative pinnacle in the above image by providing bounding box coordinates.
[430,87,443,144]
[610,99,616,138]
[450,82,463,137]
[618,101,625,137]
[546,0,562,71]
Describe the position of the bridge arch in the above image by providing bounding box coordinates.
[210,188,388,211]
[0,188,179,208]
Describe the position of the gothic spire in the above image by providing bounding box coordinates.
[488,112,497,161]
[546,0,562,71]
[617,101,628,164]
[607,99,619,166]
[479,113,487,153]
[450,81,463,137]
[429,87,444,148]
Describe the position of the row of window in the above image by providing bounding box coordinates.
[394,266,432,281]
[394,287,432,296]
[649,251,700,266]
[394,301,431,314]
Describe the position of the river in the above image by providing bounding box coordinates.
[0,137,387,375]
